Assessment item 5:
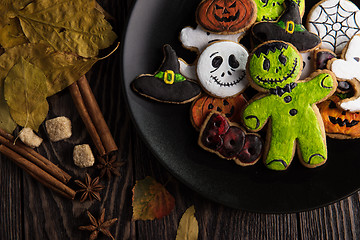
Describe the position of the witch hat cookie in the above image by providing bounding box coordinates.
[252,0,321,52]
[131,44,202,104]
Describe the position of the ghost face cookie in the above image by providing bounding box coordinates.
[243,41,337,171]
[197,41,249,98]
[307,0,360,55]
[330,34,360,112]
[196,0,257,34]
[253,0,305,22]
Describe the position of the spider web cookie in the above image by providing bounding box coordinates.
[307,0,360,55]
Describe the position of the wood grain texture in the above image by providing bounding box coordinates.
[1,0,360,240]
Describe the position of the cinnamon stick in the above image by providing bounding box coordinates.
[69,76,118,156]
[68,81,106,156]
[0,128,71,183]
[77,76,118,154]
[0,145,76,199]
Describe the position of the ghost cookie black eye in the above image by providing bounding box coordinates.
[229,54,239,69]
[278,52,287,65]
[211,56,223,70]
[354,57,360,62]
[263,57,270,71]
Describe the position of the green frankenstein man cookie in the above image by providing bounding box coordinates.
[243,41,337,170]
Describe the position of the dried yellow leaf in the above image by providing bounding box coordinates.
[16,0,117,58]
[4,58,48,131]
[176,206,199,240]
[0,84,17,133]
[0,43,97,97]
[0,18,28,49]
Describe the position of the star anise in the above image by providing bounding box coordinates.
[79,208,118,240]
[75,173,104,202]
[96,154,125,179]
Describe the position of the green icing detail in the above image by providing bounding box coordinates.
[254,0,305,22]
[243,70,335,170]
[154,71,186,83]
[277,21,306,32]
[249,43,301,89]
[336,92,352,100]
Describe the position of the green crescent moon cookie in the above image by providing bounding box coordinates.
[243,41,337,171]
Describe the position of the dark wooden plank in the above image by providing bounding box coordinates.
[0,154,23,240]
[298,193,360,240]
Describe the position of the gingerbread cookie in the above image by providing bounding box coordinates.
[131,45,202,104]
[253,0,305,22]
[196,0,257,34]
[191,93,247,130]
[243,41,337,170]
[199,111,263,166]
[180,25,245,53]
[307,0,360,55]
[196,41,249,98]
[252,0,321,52]
[329,34,360,112]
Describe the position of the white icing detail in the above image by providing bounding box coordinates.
[180,25,244,53]
[331,34,360,111]
[196,41,248,98]
[340,98,360,111]
[307,0,360,54]
[178,58,197,80]
[300,51,314,80]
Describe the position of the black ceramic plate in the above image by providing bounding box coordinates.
[121,0,360,213]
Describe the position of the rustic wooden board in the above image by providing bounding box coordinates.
[1,0,360,240]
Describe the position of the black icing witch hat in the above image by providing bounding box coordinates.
[131,44,201,104]
[252,0,321,52]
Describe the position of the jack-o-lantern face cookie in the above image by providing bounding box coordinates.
[191,93,247,130]
[243,41,337,171]
[252,0,321,52]
[197,41,249,98]
[196,0,257,34]
[199,111,263,166]
[318,94,360,139]
[253,0,304,22]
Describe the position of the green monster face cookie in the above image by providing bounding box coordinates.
[249,41,302,89]
[254,0,305,21]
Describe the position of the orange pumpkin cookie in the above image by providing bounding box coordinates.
[318,94,360,139]
[196,0,257,34]
[191,94,247,130]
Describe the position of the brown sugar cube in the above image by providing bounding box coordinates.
[19,127,43,148]
[45,116,72,142]
[73,144,95,168]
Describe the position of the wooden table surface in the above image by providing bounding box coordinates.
[1,0,360,239]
